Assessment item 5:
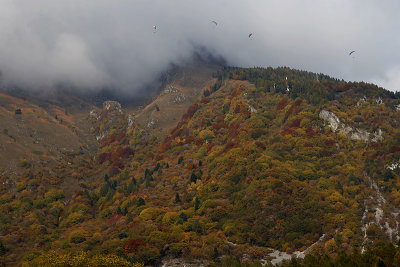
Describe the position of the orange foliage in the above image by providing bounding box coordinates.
[231,86,245,97]
[182,103,198,121]
[288,118,301,128]
[255,141,266,150]
[324,139,336,147]
[305,128,315,138]
[200,98,210,104]
[276,97,289,110]
[282,128,295,136]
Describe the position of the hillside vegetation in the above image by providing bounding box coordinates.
[1,66,400,266]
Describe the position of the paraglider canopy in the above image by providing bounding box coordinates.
[248,33,253,38]
[349,50,356,55]
[211,20,218,26]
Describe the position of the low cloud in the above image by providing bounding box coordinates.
[0,0,399,93]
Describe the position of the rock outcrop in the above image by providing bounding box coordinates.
[319,109,383,142]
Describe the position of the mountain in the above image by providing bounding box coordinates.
[1,64,400,266]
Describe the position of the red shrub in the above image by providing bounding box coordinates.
[305,128,315,138]
[234,104,241,114]
[231,86,245,97]
[200,98,210,104]
[255,141,266,150]
[195,138,203,146]
[288,118,301,128]
[324,139,336,147]
[120,146,135,158]
[185,136,194,143]
[182,103,198,121]
[282,128,295,136]
[206,143,214,152]
[123,239,146,255]
[277,97,289,110]
[217,141,237,156]
[98,152,112,164]
[212,115,227,131]
[108,214,123,225]
[170,121,185,138]
[390,146,400,153]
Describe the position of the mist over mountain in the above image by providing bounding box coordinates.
[0,0,399,94]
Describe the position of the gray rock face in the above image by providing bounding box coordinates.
[103,101,123,114]
[127,114,134,128]
[319,109,383,142]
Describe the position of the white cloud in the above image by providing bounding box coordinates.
[0,0,398,92]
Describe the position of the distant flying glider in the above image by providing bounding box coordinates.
[248,33,253,38]
[211,20,218,26]
[349,50,356,56]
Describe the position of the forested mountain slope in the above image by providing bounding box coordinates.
[2,66,400,266]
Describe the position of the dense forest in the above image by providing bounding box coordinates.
[1,66,400,266]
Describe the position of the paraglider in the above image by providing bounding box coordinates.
[211,20,218,26]
[153,25,157,33]
[349,50,356,56]
[248,33,253,38]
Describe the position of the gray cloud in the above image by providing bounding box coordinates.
[0,0,399,93]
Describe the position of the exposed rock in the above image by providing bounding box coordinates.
[248,104,257,113]
[96,130,108,141]
[319,109,383,142]
[371,129,383,142]
[103,101,123,114]
[357,96,367,107]
[162,84,180,95]
[332,100,341,109]
[172,93,187,104]
[319,110,341,132]
[376,97,383,105]
[396,104,400,111]
[387,160,400,170]
[147,117,159,129]
[263,234,328,265]
[89,110,99,120]
[127,114,134,128]
[361,175,399,252]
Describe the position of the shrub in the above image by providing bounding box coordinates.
[62,212,84,227]
[168,242,187,257]
[69,231,86,244]
[30,251,141,267]
[45,189,64,203]
[199,129,215,141]
[139,207,164,221]
[162,212,179,225]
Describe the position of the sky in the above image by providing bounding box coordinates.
[0,0,399,94]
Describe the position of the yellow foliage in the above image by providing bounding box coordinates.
[30,250,143,267]
[162,211,179,225]
[139,207,165,221]
[198,129,215,141]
